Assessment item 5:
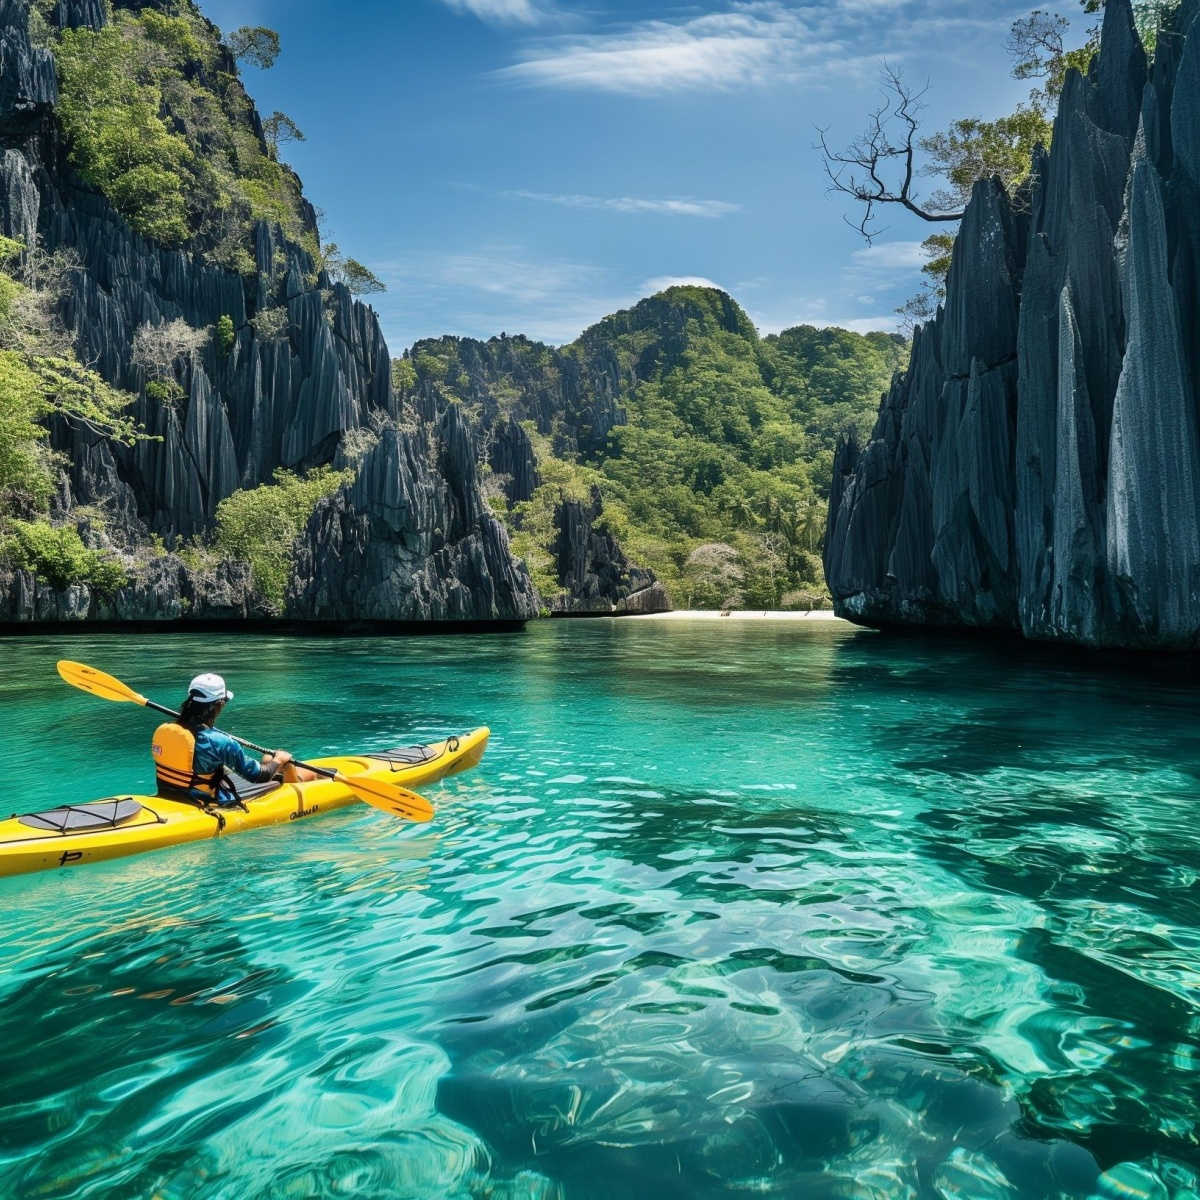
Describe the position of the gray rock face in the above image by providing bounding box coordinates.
[0,557,262,625]
[410,333,627,459]
[0,0,537,625]
[0,0,56,139]
[549,487,670,615]
[487,416,539,503]
[406,331,670,611]
[288,408,539,622]
[825,0,1200,649]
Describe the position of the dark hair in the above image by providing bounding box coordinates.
[179,696,223,731]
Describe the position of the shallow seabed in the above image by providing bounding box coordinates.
[1,620,1198,1199]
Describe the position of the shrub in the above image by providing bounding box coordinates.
[216,314,235,357]
[391,358,416,394]
[1,520,129,593]
[145,378,185,410]
[250,305,289,341]
[51,12,311,260]
[212,466,353,607]
[54,23,194,245]
[131,318,209,378]
[0,349,141,514]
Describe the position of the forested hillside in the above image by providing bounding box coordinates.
[404,289,905,609]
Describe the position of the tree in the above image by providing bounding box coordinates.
[228,26,280,70]
[131,318,210,379]
[1007,10,1090,101]
[818,67,964,242]
[319,242,387,296]
[920,106,1051,210]
[216,314,235,356]
[263,111,305,154]
[682,543,743,609]
[341,258,386,296]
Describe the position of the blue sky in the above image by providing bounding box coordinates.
[198,0,1059,352]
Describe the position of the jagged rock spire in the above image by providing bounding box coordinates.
[825,1,1200,649]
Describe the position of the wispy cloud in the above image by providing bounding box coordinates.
[437,0,547,25]
[507,190,740,218]
[497,4,822,94]
[849,241,928,270]
[424,248,605,302]
[491,1,1021,95]
[377,245,620,346]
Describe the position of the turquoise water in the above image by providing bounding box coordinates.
[2,620,1199,1199]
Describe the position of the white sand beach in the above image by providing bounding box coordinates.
[623,609,853,623]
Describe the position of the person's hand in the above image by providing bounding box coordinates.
[273,750,293,767]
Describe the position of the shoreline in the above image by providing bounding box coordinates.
[621,609,852,623]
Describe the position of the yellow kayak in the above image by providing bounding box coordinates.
[0,727,489,878]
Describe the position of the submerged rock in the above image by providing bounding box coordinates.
[825,0,1200,650]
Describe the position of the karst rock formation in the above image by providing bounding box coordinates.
[825,0,1200,650]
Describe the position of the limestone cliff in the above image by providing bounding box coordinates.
[0,0,537,625]
[406,331,670,615]
[825,0,1200,650]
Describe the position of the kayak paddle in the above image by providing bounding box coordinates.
[56,660,434,823]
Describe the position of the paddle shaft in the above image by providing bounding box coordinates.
[144,698,338,781]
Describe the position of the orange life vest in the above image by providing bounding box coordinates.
[152,722,222,801]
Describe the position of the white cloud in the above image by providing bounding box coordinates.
[489,1,1023,96]
[507,190,740,218]
[849,241,928,270]
[438,0,546,25]
[427,249,605,303]
[497,5,826,95]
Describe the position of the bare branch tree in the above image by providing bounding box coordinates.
[131,319,210,380]
[816,66,964,243]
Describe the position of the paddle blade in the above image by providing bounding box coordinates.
[338,773,435,823]
[57,661,148,706]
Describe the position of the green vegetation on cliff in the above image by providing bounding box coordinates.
[406,288,905,608]
[49,2,314,268]
[0,234,140,590]
[209,467,353,608]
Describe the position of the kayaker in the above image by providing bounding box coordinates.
[152,672,316,807]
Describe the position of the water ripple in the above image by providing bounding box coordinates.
[4,624,1200,1196]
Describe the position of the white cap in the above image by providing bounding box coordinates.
[188,673,233,703]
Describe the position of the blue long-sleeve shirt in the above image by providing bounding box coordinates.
[193,728,275,802]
